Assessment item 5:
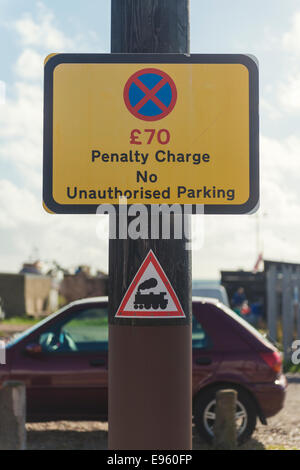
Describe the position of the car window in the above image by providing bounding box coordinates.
[192,314,212,349]
[36,305,210,352]
[192,288,229,306]
[193,288,222,302]
[38,306,108,353]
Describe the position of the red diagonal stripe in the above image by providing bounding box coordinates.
[151,94,168,112]
[133,77,168,112]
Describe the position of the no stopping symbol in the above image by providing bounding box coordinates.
[123,68,177,121]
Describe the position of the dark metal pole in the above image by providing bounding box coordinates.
[109,0,192,450]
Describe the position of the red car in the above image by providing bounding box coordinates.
[1,296,286,444]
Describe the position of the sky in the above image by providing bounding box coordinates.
[0,0,300,279]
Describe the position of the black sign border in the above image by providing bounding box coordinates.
[43,53,259,215]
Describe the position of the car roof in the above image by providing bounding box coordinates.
[192,296,220,305]
[68,296,109,307]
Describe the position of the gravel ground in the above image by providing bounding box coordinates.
[249,375,300,450]
[26,375,300,450]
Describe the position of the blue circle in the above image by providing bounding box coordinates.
[128,72,173,117]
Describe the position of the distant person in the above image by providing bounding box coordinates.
[249,300,263,327]
[232,287,246,311]
[241,300,251,316]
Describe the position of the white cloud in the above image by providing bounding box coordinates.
[14,8,74,51]
[0,81,43,190]
[0,3,77,193]
[0,81,5,104]
[0,81,42,141]
[0,179,109,273]
[192,133,300,278]
[261,134,300,195]
[15,49,43,81]
[261,97,282,120]
[0,3,110,274]
[0,180,42,228]
[278,72,300,112]
[255,135,300,261]
[282,10,300,54]
[274,10,300,114]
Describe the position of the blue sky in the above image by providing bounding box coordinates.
[0,0,300,278]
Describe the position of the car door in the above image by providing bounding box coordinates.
[192,302,220,393]
[11,302,109,421]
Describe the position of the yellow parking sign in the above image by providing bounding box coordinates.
[43,54,259,214]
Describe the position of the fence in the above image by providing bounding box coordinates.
[266,261,300,359]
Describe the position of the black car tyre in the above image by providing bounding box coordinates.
[194,386,257,445]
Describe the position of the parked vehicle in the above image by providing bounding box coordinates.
[192,282,230,307]
[1,296,286,444]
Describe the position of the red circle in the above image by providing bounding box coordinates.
[123,68,177,121]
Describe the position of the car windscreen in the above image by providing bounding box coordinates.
[6,306,69,348]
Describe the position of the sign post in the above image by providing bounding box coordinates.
[109,0,192,451]
[43,0,259,450]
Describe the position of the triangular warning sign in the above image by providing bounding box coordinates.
[115,250,185,318]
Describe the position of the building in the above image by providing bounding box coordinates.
[221,259,300,321]
[0,261,108,319]
[59,266,108,304]
[0,272,56,318]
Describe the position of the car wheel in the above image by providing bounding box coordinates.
[194,387,257,445]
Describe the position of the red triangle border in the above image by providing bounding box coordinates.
[115,250,185,318]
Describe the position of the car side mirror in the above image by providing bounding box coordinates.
[25,343,43,356]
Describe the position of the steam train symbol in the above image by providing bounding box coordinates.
[134,278,168,310]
